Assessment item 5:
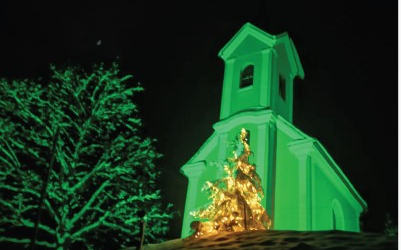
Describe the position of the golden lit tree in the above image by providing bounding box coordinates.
[190,128,271,238]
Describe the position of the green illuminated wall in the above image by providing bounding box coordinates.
[180,23,366,238]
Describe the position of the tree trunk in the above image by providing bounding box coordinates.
[30,126,60,250]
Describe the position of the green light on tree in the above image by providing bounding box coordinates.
[0,63,173,249]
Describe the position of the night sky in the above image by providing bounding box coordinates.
[0,1,397,239]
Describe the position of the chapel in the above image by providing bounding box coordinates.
[180,23,367,237]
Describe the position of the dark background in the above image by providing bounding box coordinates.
[0,0,397,240]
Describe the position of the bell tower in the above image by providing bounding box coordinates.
[218,23,304,123]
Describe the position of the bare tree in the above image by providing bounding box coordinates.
[0,63,173,249]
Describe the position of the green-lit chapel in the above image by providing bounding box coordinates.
[180,23,367,237]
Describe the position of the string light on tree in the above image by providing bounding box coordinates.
[190,128,271,238]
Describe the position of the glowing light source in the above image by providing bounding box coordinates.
[190,129,271,238]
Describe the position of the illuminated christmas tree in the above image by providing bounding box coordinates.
[190,128,271,238]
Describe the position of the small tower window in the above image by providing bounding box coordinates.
[279,74,286,101]
[240,65,254,88]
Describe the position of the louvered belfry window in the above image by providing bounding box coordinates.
[240,65,254,88]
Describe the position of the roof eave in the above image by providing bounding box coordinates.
[275,35,305,80]
[218,22,276,61]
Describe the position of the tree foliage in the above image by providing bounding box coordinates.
[190,129,271,238]
[0,63,173,249]
[384,213,397,237]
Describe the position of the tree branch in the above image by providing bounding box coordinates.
[0,155,14,169]
[1,218,56,235]
[70,211,110,240]
[56,146,72,178]
[0,184,40,197]
[0,199,16,211]
[76,73,95,97]
[69,159,110,195]
[103,220,133,234]
[47,101,81,133]
[0,139,21,168]
[0,237,56,248]
[69,179,111,229]
[10,92,52,135]
[44,199,60,225]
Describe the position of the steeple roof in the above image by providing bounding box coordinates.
[218,22,304,79]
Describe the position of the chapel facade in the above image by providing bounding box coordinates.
[180,23,367,238]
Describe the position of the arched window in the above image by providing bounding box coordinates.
[279,74,286,100]
[240,65,254,88]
